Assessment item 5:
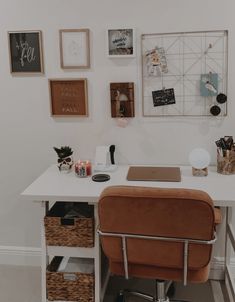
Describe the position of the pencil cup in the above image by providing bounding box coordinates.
[217,149,235,175]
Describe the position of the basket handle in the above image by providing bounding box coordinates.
[60,218,75,226]
[63,273,78,281]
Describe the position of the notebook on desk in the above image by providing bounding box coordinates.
[127,166,181,182]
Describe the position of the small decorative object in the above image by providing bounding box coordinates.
[209,93,227,116]
[92,174,110,182]
[107,28,135,57]
[200,73,218,96]
[210,104,221,116]
[110,82,134,117]
[53,146,74,172]
[116,118,129,128]
[75,160,92,177]
[216,136,235,175]
[49,79,88,116]
[59,29,90,69]
[146,47,168,76]
[8,30,44,74]
[216,93,227,104]
[152,88,175,107]
[189,148,211,176]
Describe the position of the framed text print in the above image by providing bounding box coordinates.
[49,79,88,116]
[107,28,135,58]
[59,29,90,69]
[8,30,44,74]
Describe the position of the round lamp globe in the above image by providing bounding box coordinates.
[189,148,211,169]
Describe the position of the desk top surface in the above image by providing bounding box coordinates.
[21,165,235,206]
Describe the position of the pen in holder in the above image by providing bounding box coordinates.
[216,136,235,175]
[217,149,235,175]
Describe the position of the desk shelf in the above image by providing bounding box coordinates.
[47,246,95,258]
[40,201,104,302]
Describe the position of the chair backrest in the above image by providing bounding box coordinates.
[98,186,215,275]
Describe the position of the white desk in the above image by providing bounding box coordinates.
[21,165,235,302]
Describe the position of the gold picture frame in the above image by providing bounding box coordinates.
[59,29,90,69]
[49,78,88,116]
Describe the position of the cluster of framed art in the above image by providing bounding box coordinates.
[7,28,135,118]
[8,28,227,118]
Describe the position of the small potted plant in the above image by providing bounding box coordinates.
[53,146,74,172]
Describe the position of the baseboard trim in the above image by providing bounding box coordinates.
[0,246,41,266]
[0,247,234,275]
[210,257,226,280]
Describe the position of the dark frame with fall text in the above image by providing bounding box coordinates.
[8,30,44,74]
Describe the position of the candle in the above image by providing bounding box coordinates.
[75,160,92,177]
[86,160,92,176]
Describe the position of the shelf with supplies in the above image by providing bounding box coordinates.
[47,256,95,302]
[44,201,94,248]
[43,201,101,302]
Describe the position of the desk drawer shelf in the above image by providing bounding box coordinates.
[47,246,95,258]
[47,256,94,302]
[45,202,94,248]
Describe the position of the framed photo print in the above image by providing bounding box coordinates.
[107,28,135,58]
[110,82,135,117]
[59,29,90,69]
[8,30,44,74]
[49,79,88,116]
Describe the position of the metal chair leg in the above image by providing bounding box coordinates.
[116,281,189,302]
[128,290,154,301]
[116,290,126,302]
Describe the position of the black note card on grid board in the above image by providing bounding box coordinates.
[152,88,175,107]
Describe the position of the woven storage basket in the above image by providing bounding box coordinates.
[47,256,94,302]
[44,202,94,247]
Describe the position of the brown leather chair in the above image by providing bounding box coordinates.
[98,186,220,302]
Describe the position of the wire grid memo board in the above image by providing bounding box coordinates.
[141,30,228,116]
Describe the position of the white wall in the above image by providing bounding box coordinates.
[0,0,234,261]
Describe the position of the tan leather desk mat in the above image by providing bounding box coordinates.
[127,166,181,182]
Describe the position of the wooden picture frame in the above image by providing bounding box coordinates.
[110,82,135,117]
[49,79,88,116]
[8,30,44,74]
[59,29,90,69]
[107,28,135,58]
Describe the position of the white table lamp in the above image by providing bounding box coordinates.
[189,148,210,176]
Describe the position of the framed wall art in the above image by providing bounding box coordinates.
[110,82,135,117]
[8,30,44,74]
[49,79,88,116]
[59,29,90,69]
[107,28,135,58]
